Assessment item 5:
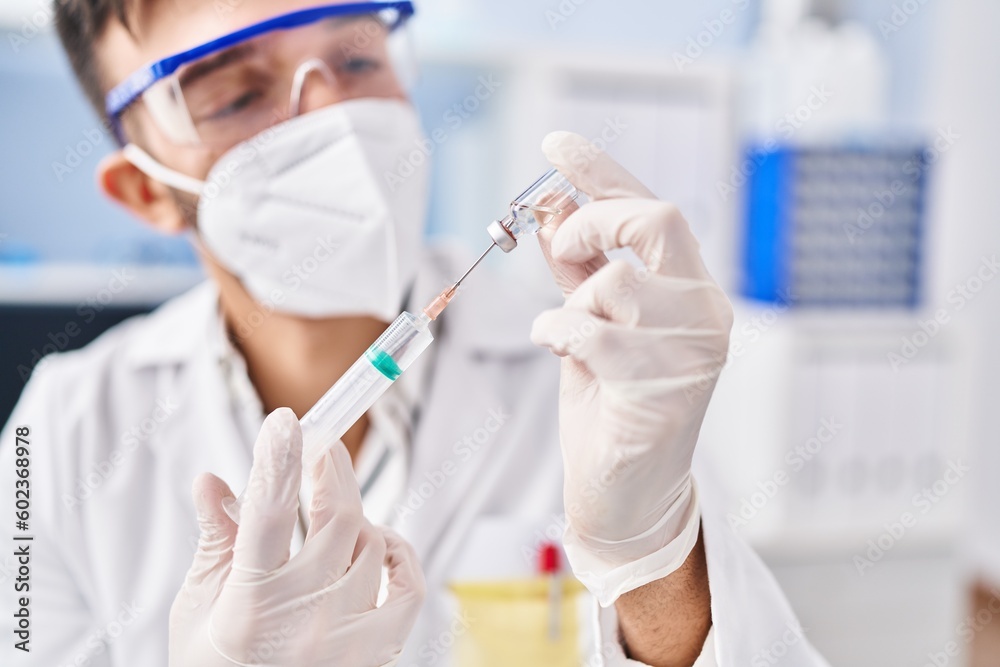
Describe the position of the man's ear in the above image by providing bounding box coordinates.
[96,150,189,234]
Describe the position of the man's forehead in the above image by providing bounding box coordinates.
[128,0,357,59]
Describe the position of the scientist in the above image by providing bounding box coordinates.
[0,1,829,666]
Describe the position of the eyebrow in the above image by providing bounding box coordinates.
[177,43,256,88]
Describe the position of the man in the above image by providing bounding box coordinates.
[0,1,829,665]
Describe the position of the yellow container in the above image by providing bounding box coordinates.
[449,578,587,667]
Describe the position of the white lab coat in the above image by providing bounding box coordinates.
[0,245,828,667]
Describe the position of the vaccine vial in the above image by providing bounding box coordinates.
[487,169,580,252]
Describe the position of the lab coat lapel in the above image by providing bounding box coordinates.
[94,284,257,651]
[156,344,256,521]
[126,284,257,540]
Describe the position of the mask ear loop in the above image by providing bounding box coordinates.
[122,144,205,195]
[289,58,339,118]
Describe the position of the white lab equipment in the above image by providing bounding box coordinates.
[742,0,889,140]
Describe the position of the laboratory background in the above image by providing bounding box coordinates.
[1,0,998,664]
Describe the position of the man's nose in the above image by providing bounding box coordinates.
[289,58,344,116]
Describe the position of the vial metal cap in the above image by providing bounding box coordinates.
[487,219,519,252]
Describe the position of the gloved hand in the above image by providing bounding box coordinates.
[530,132,734,607]
[170,408,425,666]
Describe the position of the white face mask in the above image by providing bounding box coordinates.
[124,98,430,322]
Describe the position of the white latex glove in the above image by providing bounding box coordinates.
[530,132,734,607]
[170,408,425,666]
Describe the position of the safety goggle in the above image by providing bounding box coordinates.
[105,1,416,148]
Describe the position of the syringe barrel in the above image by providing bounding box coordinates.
[224,311,433,523]
[300,311,433,467]
[488,168,580,252]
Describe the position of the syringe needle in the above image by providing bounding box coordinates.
[422,242,497,321]
[454,242,496,289]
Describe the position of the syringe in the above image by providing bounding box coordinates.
[224,300,445,523]
[223,168,580,523]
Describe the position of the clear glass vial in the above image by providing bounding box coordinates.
[487,169,581,252]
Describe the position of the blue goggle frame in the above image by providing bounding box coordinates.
[104,1,415,144]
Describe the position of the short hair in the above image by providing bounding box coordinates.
[54,0,134,121]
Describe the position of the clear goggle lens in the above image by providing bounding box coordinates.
[138,9,415,148]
